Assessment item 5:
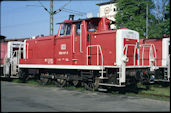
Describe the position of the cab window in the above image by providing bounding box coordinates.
[87,21,98,32]
[76,22,81,35]
[60,23,72,36]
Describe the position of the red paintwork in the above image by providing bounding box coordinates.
[139,38,162,66]
[0,42,7,65]
[124,38,138,66]
[19,17,138,67]
[90,30,116,65]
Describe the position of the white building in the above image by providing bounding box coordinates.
[97,1,118,29]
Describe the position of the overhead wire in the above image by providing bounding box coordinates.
[38,0,51,14]
[53,0,71,14]
[62,8,86,16]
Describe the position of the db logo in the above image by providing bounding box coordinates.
[104,7,110,14]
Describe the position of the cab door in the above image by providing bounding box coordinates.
[124,38,138,66]
[56,23,73,65]
[72,22,84,65]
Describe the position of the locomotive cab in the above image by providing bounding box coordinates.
[56,17,112,65]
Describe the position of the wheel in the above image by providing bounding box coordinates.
[84,82,99,91]
[72,75,81,87]
[39,73,51,85]
[119,87,126,94]
[94,77,100,91]
[40,77,49,85]
[84,82,94,91]
[84,77,99,91]
[72,80,80,87]
[55,79,67,87]
[18,70,28,83]
[7,75,12,82]
[55,74,67,87]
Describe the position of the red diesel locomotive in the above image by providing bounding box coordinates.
[139,38,170,81]
[1,16,169,90]
[18,17,140,89]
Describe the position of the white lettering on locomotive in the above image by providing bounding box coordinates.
[44,58,53,64]
[59,51,68,55]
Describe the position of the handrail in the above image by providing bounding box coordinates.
[142,45,144,66]
[139,44,157,66]
[86,45,104,77]
[134,45,137,66]
[80,24,83,53]
[121,43,157,67]
[98,45,104,78]
[123,44,137,66]
[152,44,157,65]
[26,43,29,59]
[18,43,22,63]
[72,27,75,53]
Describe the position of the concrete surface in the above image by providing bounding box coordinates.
[1,81,170,112]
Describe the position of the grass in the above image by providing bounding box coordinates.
[124,83,170,101]
[140,86,170,96]
[64,85,86,91]
[125,92,170,102]
[137,83,170,96]
[11,79,23,83]
[25,80,40,86]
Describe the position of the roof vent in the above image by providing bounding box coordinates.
[69,15,74,20]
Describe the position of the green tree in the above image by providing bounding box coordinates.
[115,0,170,38]
[163,2,170,35]
[148,0,170,38]
[115,0,155,38]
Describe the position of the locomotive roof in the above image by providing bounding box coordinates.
[57,17,101,24]
[96,0,118,6]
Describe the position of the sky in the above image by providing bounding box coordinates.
[1,0,109,39]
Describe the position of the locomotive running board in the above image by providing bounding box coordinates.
[98,83,125,87]
[18,64,104,70]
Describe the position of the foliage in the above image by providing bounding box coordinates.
[115,0,170,38]
[161,2,170,35]
[149,0,170,38]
